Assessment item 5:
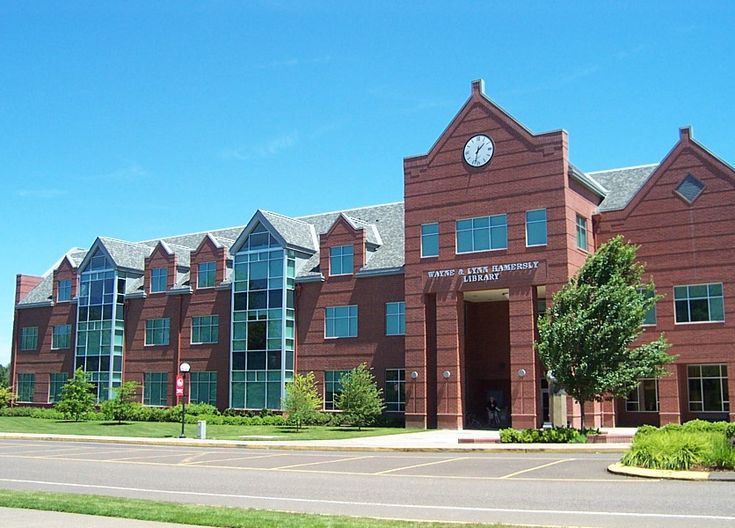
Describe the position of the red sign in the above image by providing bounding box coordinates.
[175,375,184,397]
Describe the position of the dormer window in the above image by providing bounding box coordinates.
[57,279,71,302]
[198,261,216,288]
[330,245,354,276]
[150,267,168,293]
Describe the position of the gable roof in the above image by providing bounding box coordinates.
[590,164,660,212]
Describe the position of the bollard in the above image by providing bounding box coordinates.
[197,420,207,440]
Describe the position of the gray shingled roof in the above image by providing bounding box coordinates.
[342,214,383,246]
[98,237,153,271]
[590,164,659,212]
[259,210,318,252]
[18,274,54,305]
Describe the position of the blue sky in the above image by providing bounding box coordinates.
[1,1,734,366]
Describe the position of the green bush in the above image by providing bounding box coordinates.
[499,427,587,443]
[0,386,15,408]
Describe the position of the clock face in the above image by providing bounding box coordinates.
[463,134,494,167]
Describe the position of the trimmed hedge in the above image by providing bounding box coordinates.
[499,427,589,443]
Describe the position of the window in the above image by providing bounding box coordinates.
[329,245,354,276]
[674,283,724,323]
[626,379,658,412]
[325,305,358,338]
[145,318,170,346]
[144,372,168,406]
[198,261,216,288]
[49,373,68,403]
[52,325,71,350]
[190,371,217,405]
[640,288,657,326]
[576,215,588,251]
[324,370,349,410]
[57,279,72,302]
[386,302,405,336]
[688,365,729,412]
[151,267,168,293]
[525,209,547,246]
[16,373,35,402]
[456,215,507,253]
[675,174,705,204]
[191,315,219,344]
[385,369,405,412]
[421,223,439,257]
[20,327,38,351]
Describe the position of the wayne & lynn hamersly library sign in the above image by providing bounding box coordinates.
[426,260,541,284]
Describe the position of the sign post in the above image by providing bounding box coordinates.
[176,375,184,399]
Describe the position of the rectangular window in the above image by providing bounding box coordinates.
[191,315,219,344]
[456,215,507,253]
[145,318,170,346]
[325,305,358,338]
[190,371,217,405]
[421,223,439,258]
[20,327,38,351]
[576,214,588,251]
[324,370,349,410]
[52,325,71,350]
[49,373,68,403]
[385,302,406,336]
[16,373,35,403]
[385,369,406,412]
[688,364,729,412]
[151,267,168,293]
[626,379,659,412]
[329,245,354,276]
[144,372,168,406]
[674,283,724,323]
[57,279,72,302]
[198,261,216,288]
[525,209,547,246]
[640,288,657,326]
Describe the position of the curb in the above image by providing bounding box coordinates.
[0,432,630,454]
[607,462,735,481]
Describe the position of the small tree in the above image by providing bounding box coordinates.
[282,372,322,431]
[0,386,15,409]
[536,236,675,428]
[336,363,385,430]
[0,363,9,387]
[56,368,97,421]
[101,381,140,424]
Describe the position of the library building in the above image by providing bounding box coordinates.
[11,80,735,429]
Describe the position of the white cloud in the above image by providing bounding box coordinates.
[221,131,300,161]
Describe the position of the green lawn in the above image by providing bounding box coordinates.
[0,416,419,441]
[0,489,517,527]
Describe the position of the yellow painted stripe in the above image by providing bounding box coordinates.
[274,455,373,470]
[373,456,468,475]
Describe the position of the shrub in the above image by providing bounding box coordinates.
[336,364,385,430]
[101,381,140,423]
[0,386,15,409]
[56,368,96,421]
[500,427,587,443]
[283,372,322,431]
[621,430,708,470]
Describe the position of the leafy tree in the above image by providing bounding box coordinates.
[282,372,322,431]
[101,381,140,424]
[56,368,96,421]
[0,386,15,408]
[336,363,385,430]
[0,363,9,387]
[536,235,675,428]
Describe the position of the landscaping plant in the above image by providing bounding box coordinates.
[56,368,97,421]
[336,363,385,430]
[282,372,322,431]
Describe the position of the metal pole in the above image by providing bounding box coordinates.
[179,373,186,438]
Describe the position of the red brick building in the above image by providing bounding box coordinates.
[10,80,735,429]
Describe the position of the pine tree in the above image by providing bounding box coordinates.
[282,372,322,431]
[336,363,385,430]
[56,368,97,421]
[536,236,675,428]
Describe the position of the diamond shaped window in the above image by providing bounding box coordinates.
[675,174,705,204]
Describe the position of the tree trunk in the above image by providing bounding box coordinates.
[579,401,586,430]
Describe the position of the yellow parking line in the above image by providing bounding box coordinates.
[274,455,373,470]
[373,457,468,475]
[106,451,202,461]
[498,458,574,479]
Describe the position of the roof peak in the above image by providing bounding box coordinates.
[587,163,658,175]
[297,200,403,219]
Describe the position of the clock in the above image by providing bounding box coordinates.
[463,134,494,167]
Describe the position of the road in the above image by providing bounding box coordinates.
[0,439,733,527]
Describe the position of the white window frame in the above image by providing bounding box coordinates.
[57,279,72,302]
[525,209,548,247]
[420,223,439,258]
[455,214,508,254]
[197,261,216,289]
[150,267,168,293]
[329,245,354,276]
[145,318,170,346]
[673,283,725,325]
[191,315,219,344]
[625,378,659,412]
[385,301,406,336]
[51,324,71,350]
[20,327,38,351]
[687,364,729,413]
[575,214,588,251]
[385,368,405,412]
[325,305,358,339]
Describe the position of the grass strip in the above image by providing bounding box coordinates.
[0,488,515,527]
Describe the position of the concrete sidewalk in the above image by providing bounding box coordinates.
[0,427,635,452]
[1,507,204,528]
